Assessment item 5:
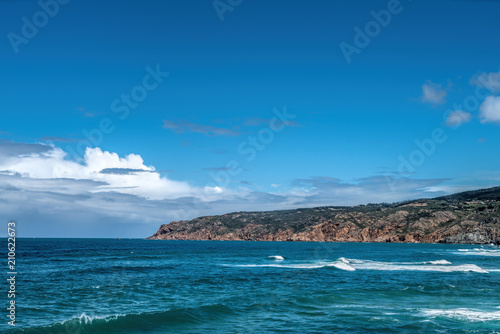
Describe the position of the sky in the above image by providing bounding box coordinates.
[1,0,500,237]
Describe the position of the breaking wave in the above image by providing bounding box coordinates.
[15,304,235,334]
[455,248,500,257]
[422,308,500,322]
[339,258,488,273]
[227,257,489,273]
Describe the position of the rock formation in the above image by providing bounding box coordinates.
[148,186,500,245]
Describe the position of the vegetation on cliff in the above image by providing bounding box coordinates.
[148,186,500,244]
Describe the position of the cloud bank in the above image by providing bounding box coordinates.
[0,142,466,238]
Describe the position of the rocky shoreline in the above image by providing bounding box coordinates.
[148,187,500,245]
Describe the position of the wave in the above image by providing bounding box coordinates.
[227,257,489,273]
[16,304,235,334]
[427,260,452,265]
[58,264,175,277]
[326,260,356,271]
[230,263,327,269]
[422,308,500,322]
[336,258,488,273]
[268,255,284,261]
[456,248,500,257]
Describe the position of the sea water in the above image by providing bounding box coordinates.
[2,239,499,333]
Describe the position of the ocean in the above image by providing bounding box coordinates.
[2,239,500,333]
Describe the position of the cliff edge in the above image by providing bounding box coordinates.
[148,186,500,244]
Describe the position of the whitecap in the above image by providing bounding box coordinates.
[59,312,125,325]
[339,258,488,273]
[422,308,500,322]
[327,261,356,271]
[455,248,500,257]
[224,257,488,273]
[232,263,326,269]
[268,255,284,261]
[427,260,452,265]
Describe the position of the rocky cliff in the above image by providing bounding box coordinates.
[148,186,500,244]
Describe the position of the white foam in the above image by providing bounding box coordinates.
[59,312,125,325]
[327,261,356,271]
[233,263,326,269]
[230,260,355,270]
[386,260,451,265]
[340,258,488,273]
[76,313,109,324]
[268,255,284,261]
[422,308,500,322]
[456,248,500,257]
[427,260,452,265]
[226,257,489,273]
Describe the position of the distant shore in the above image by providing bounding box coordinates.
[148,186,500,246]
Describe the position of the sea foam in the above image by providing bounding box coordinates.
[228,257,489,273]
[455,248,500,257]
[422,308,500,322]
[427,260,452,265]
[327,261,356,271]
[232,263,326,269]
[59,312,125,325]
[337,258,489,273]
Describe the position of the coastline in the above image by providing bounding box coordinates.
[148,187,500,245]
[146,236,500,245]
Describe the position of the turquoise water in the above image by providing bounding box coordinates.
[2,239,500,333]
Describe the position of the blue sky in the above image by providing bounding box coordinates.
[1,0,500,237]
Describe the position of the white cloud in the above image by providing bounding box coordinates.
[0,142,485,238]
[281,176,452,206]
[479,96,500,124]
[204,185,223,194]
[445,110,472,127]
[0,143,238,237]
[421,81,447,105]
[0,146,197,200]
[471,70,500,93]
